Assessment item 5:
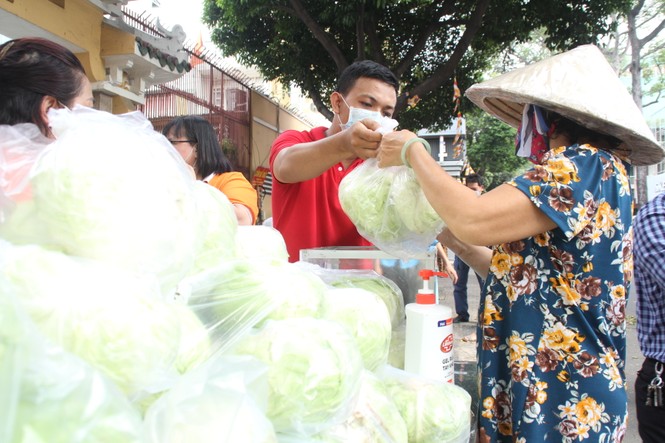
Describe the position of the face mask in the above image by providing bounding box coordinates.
[337,94,383,130]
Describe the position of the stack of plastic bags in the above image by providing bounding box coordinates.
[0,106,471,443]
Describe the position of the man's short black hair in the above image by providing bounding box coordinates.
[336,60,399,96]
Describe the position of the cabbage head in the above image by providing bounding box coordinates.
[29,107,199,293]
[338,159,402,243]
[236,225,289,264]
[338,158,444,257]
[188,182,239,274]
[381,368,472,443]
[0,289,143,443]
[232,317,363,435]
[180,259,276,354]
[1,242,181,395]
[322,288,391,371]
[328,273,405,329]
[391,169,443,235]
[172,303,211,374]
[259,263,327,324]
[313,370,408,443]
[145,355,277,443]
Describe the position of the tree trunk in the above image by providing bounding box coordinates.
[628,2,648,209]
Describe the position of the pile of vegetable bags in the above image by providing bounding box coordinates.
[0,106,471,443]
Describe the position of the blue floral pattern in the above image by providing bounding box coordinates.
[478,144,633,442]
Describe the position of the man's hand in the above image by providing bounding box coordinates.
[342,118,384,160]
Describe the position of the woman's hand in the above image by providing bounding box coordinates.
[376,129,418,167]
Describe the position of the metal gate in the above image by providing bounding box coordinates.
[123,9,252,178]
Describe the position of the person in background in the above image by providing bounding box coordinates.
[452,173,485,323]
[163,116,258,226]
[270,60,399,262]
[378,239,458,306]
[0,37,94,137]
[377,45,665,441]
[633,191,665,443]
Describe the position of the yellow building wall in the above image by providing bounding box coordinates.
[250,91,316,220]
[1,0,107,81]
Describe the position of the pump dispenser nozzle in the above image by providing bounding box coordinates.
[416,269,445,304]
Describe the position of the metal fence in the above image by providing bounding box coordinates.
[123,8,252,178]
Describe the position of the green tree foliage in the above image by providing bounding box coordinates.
[203,0,631,130]
[465,109,529,190]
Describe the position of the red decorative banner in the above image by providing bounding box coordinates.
[252,166,270,187]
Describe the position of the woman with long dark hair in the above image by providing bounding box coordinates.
[163,116,258,225]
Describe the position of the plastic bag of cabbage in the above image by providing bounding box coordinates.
[378,366,472,443]
[0,106,239,294]
[310,370,408,443]
[0,289,143,443]
[303,266,405,330]
[144,354,277,443]
[0,240,206,398]
[322,287,391,371]
[338,158,444,258]
[231,317,363,436]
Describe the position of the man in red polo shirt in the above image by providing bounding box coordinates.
[270,60,399,262]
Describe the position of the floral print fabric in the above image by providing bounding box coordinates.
[478,144,632,442]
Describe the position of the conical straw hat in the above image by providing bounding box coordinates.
[465,44,664,166]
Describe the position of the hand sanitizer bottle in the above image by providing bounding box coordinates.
[404,269,455,383]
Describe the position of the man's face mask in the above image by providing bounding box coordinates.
[337,94,383,129]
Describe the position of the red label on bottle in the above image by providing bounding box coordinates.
[440,334,454,353]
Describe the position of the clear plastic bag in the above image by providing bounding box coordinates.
[2,106,203,294]
[377,365,472,443]
[0,240,182,397]
[231,317,363,436]
[314,369,408,442]
[172,258,279,366]
[144,354,277,443]
[338,158,444,258]
[322,287,392,371]
[303,265,405,330]
[0,284,143,443]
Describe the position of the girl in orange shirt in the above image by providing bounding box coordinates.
[163,116,258,225]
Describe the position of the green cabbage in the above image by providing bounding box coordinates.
[144,355,277,443]
[0,290,143,443]
[338,160,401,243]
[232,317,363,435]
[313,370,408,443]
[27,107,200,293]
[188,182,239,274]
[388,324,406,369]
[236,225,289,264]
[322,288,391,371]
[328,273,405,329]
[172,303,211,374]
[391,170,443,234]
[381,367,472,443]
[179,259,276,354]
[1,242,181,395]
[338,159,444,257]
[259,263,326,324]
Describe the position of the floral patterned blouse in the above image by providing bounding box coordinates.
[478,144,633,442]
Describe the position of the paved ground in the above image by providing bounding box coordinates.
[436,267,642,442]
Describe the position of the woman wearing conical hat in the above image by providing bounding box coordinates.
[378,45,664,442]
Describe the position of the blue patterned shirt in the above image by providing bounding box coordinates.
[634,191,665,362]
